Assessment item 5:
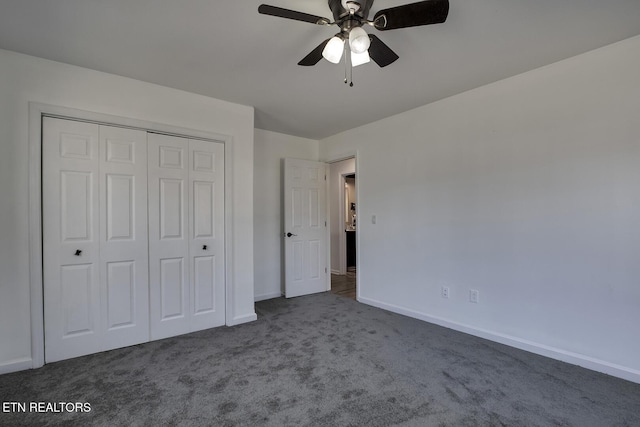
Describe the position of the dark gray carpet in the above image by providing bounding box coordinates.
[1,292,639,426]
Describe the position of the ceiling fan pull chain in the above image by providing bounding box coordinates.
[344,44,348,84]
[342,43,354,87]
[350,63,354,87]
[349,46,354,87]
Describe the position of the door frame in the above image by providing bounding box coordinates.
[327,152,359,299]
[28,102,235,368]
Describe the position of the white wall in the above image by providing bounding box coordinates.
[0,49,256,373]
[329,159,356,273]
[253,129,319,301]
[320,36,640,383]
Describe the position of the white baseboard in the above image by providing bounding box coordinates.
[254,292,283,302]
[331,269,341,275]
[0,357,33,375]
[358,296,640,384]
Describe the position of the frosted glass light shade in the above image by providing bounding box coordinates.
[351,50,370,67]
[349,26,370,54]
[322,36,345,64]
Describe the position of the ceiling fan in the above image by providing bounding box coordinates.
[258,0,449,78]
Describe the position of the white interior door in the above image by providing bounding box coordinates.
[43,118,149,362]
[43,118,101,362]
[98,125,149,350]
[148,133,225,340]
[148,134,190,339]
[284,158,329,298]
[188,139,225,331]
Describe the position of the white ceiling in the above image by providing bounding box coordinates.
[1,0,639,140]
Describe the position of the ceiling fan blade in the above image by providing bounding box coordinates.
[298,39,331,66]
[373,0,449,31]
[368,35,399,67]
[258,4,331,25]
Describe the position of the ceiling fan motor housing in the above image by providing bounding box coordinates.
[329,0,373,21]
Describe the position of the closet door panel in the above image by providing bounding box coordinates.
[60,264,95,336]
[148,133,191,340]
[159,257,186,318]
[105,260,136,328]
[43,118,102,362]
[189,139,225,330]
[160,178,184,239]
[99,125,149,349]
[193,255,215,313]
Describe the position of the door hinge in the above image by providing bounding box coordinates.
[324,174,327,181]
[325,267,327,273]
[325,221,327,227]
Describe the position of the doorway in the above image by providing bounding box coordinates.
[329,159,356,300]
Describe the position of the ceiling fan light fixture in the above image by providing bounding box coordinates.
[322,36,345,64]
[351,50,370,67]
[348,26,370,54]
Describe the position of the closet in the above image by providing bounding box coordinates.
[42,117,225,363]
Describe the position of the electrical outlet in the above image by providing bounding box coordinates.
[469,289,479,304]
[441,286,450,299]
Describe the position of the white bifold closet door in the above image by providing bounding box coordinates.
[148,133,225,340]
[43,117,149,362]
[43,118,225,363]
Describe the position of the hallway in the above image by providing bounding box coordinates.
[330,268,356,300]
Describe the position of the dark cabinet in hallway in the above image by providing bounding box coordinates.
[346,230,356,268]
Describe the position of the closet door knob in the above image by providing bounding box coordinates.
[202,245,208,250]
[74,250,82,256]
